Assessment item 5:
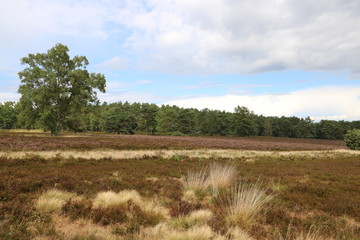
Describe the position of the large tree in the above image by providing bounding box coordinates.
[18,44,106,135]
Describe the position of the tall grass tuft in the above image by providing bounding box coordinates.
[208,163,237,195]
[224,181,273,229]
[182,167,209,200]
[36,189,75,213]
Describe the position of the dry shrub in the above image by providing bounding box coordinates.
[224,182,273,229]
[208,163,237,194]
[92,205,129,225]
[36,189,75,213]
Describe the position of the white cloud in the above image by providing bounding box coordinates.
[2,0,360,76]
[98,57,129,71]
[165,86,360,120]
[117,0,360,75]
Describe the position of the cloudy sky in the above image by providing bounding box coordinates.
[1,0,360,120]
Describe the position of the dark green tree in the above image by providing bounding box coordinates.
[103,102,137,134]
[233,106,257,137]
[18,43,106,135]
[156,105,179,133]
[138,103,158,134]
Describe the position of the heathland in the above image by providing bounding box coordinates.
[1,131,359,240]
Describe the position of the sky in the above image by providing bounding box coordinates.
[1,0,360,121]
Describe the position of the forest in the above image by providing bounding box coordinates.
[0,100,359,140]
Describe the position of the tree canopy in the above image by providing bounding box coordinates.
[17,43,106,135]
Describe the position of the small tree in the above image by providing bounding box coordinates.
[344,129,360,150]
[18,43,106,135]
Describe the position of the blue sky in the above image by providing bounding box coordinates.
[1,0,360,120]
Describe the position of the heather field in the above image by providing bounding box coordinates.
[1,132,360,240]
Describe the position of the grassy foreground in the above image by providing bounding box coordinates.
[0,133,359,239]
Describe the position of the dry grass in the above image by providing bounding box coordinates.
[136,224,214,240]
[214,227,254,240]
[171,209,213,229]
[224,182,274,229]
[140,199,171,221]
[36,189,75,213]
[182,167,209,194]
[1,149,360,161]
[53,215,120,240]
[208,163,237,194]
[92,190,143,208]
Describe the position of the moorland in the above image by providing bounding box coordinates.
[1,131,359,240]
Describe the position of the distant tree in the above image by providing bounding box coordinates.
[297,117,316,138]
[0,102,20,129]
[233,106,257,137]
[316,120,350,139]
[177,108,198,135]
[18,43,106,135]
[103,103,137,134]
[156,105,179,133]
[138,103,158,134]
[344,129,360,150]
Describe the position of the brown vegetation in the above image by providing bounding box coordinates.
[0,131,346,151]
[0,132,359,239]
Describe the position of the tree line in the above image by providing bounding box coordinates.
[1,100,359,140]
[2,43,358,139]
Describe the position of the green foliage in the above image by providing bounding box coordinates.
[0,102,20,129]
[103,102,137,134]
[156,105,179,133]
[233,106,257,137]
[316,120,350,140]
[344,129,360,150]
[17,43,106,135]
[138,103,158,134]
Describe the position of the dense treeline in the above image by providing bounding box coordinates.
[1,101,359,140]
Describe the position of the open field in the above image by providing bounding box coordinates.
[0,132,359,240]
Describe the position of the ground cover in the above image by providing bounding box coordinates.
[0,133,359,239]
[0,131,346,151]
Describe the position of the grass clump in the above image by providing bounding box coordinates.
[171,209,213,229]
[36,189,75,213]
[208,163,237,195]
[92,190,142,208]
[224,182,273,229]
